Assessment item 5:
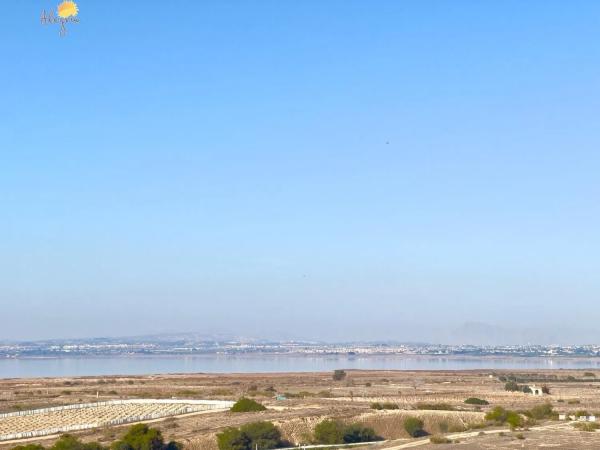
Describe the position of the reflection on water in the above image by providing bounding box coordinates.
[2,355,600,378]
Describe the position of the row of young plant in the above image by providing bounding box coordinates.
[10,424,180,450]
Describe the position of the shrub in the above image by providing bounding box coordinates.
[541,385,551,394]
[485,407,523,429]
[584,372,596,378]
[240,422,283,449]
[53,435,105,450]
[506,411,523,429]
[371,402,398,410]
[217,428,250,450]
[332,370,347,381]
[217,422,283,450]
[429,436,451,444]
[313,420,344,444]
[313,420,380,445]
[230,398,267,413]
[515,433,525,440]
[111,424,180,450]
[504,381,520,392]
[528,403,554,420]
[11,446,45,450]
[403,417,425,437]
[415,403,454,411]
[464,398,489,405]
[573,422,600,432]
[342,424,379,443]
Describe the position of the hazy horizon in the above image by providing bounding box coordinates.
[2,1,599,345]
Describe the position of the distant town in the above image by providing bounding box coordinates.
[2,334,600,358]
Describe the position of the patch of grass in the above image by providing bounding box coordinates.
[415,402,454,411]
[176,389,198,396]
[573,422,600,432]
[429,435,451,444]
[210,388,235,396]
[465,397,489,405]
[371,402,399,410]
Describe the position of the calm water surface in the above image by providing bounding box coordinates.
[2,355,600,378]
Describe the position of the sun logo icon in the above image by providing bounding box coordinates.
[57,1,78,18]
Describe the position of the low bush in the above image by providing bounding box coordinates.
[527,403,555,420]
[485,406,523,429]
[504,381,520,392]
[332,370,347,381]
[313,420,344,444]
[217,421,284,450]
[230,397,267,413]
[403,417,426,437]
[415,403,454,411]
[429,436,451,444]
[371,402,399,410]
[573,422,600,432]
[313,420,380,445]
[464,397,489,405]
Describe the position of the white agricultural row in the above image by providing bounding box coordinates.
[0,399,234,442]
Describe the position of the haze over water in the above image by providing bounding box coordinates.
[2,356,600,379]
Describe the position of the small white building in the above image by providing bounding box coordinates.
[528,385,544,395]
[561,414,596,422]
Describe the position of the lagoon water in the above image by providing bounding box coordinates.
[2,355,600,378]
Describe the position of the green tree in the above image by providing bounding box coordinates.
[332,370,347,381]
[240,422,282,449]
[111,424,178,450]
[230,397,267,413]
[216,422,283,450]
[403,417,425,438]
[216,428,251,450]
[313,420,345,444]
[342,424,379,443]
[504,381,519,392]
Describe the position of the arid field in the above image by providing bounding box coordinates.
[2,369,600,449]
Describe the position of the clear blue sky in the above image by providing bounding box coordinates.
[1,1,599,343]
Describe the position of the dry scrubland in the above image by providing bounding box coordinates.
[2,369,600,449]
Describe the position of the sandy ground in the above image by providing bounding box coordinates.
[2,369,600,449]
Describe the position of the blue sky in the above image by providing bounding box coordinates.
[1,1,599,343]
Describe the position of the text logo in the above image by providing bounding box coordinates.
[41,1,79,36]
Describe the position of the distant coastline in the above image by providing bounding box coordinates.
[3,353,600,379]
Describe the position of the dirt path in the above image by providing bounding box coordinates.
[378,423,569,449]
